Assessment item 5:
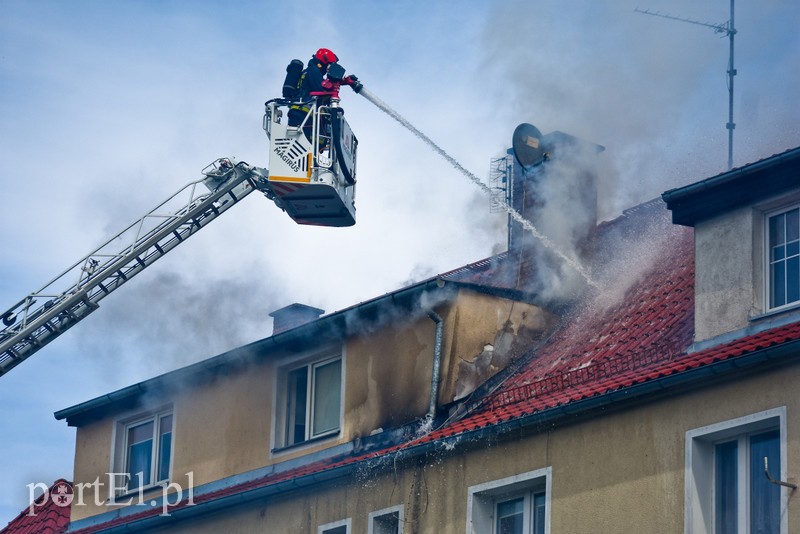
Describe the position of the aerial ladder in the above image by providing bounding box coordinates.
[0,63,360,377]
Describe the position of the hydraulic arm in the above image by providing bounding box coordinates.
[0,159,268,377]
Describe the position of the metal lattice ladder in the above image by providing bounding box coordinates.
[0,158,269,377]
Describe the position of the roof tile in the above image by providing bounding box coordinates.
[1,480,71,534]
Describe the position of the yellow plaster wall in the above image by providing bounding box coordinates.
[70,418,113,521]
[341,289,555,440]
[138,362,798,534]
[344,313,437,438]
[69,361,274,520]
[170,362,273,487]
[67,290,556,522]
[440,289,556,403]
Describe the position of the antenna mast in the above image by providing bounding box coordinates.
[635,1,737,169]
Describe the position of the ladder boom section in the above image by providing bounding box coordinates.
[0,159,268,377]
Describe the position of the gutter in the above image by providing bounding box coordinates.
[69,464,359,533]
[661,146,800,205]
[71,334,800,533]
[661,147,800,226]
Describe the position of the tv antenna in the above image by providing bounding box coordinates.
[635,1,737,170]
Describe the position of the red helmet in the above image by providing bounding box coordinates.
[314,48,339,65]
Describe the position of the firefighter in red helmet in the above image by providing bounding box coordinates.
[314,47,338,65]
[287,48,359,128]
[288,48,338,127]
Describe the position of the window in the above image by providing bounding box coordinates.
[767,206,800,309]
[685,407,788,534]
[467,467,551,534]
[369,505,404,534]
[276,355,342,449]
[495,492,546,534]
[114,409,173,493]
[319,518,351,534]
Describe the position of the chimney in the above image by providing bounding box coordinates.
[508,130,604,301]
[269,303,325,335]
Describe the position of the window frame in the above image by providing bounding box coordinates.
[684,406,788,534]
[368,504,404,534]
[318,517,351,534]
[466,467,551,534]
[272,349,344,452]
[111,406,174,497]
[764,203,800,312]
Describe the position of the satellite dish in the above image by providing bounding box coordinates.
[512,123,545,168]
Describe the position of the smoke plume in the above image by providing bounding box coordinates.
[75,268,283,381]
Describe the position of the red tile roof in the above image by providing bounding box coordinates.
[421,318,800,443]
[493,223,695,395]
[417,220,800,440]
[1,480,71,534]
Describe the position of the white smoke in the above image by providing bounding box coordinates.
[480,0,800,218]
[75,268,283,380]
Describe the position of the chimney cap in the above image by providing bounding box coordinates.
[542,131,605,154]
[269,302,325,318]
[269,303,325,335]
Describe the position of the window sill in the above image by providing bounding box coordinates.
[271,430,340,455]
[109,482,170,504]
[750,301,800,322]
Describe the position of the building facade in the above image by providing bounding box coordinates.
[56,147,800,533]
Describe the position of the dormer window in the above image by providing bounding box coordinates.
[274,354,342,450]
[111,408,174,495]
[767,206,800,309]
[663,148,800,342]
[125,413,173,491]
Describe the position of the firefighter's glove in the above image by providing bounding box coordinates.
[344,75,363,93]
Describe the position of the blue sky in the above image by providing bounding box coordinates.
[1,0,798,524]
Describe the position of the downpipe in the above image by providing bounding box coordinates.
[427,311,444,418]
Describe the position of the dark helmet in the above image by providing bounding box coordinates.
[314,48,339,65]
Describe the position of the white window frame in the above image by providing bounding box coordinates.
[318,517,351,534]
[110,406,174,497]
[764,203,800,312]
[466,466,551,534]
[273,349,344,452]
[684,406,788,534]
[368,504,405,534]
